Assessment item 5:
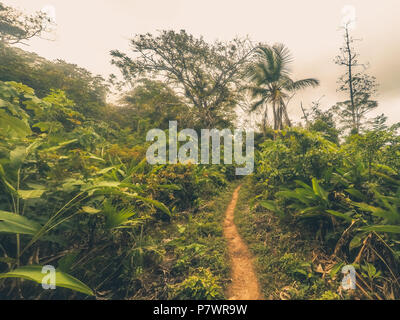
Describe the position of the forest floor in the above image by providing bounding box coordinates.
[130,178,340,300]
[224,185,263,300]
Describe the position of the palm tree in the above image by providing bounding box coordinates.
[245,44,320,135]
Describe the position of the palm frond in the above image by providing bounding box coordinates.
[286,78,320,91]
[243,85,268,98]
[250,98,266,112]
[272,43,293,75]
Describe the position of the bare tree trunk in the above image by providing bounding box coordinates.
[300,102,309,126]
[345,26,357,133]
[272,101,277,130]
[277,104,283,130]
[282,103,292,127]
[262,104,268,137]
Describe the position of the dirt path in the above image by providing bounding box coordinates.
[224,185,263,300]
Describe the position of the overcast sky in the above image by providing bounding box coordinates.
[4,0,400,125]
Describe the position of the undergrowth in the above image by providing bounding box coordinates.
[234,177,343,300]
[128,181,240,300]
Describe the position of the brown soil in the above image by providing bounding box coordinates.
[224,185,263,300]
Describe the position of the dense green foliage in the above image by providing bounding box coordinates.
[0,43,108,118]
[0,79,233,299]
[253,126,400,299]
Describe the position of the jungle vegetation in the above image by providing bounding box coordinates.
[0,1,399,300]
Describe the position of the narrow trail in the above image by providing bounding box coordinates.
[224,185,263,300]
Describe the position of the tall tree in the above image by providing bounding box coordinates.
[303,98,340,144]
[0,45,109,118]
[333,23,378,134]
[117,79,190,132]
[0,1,52,46]
[245,44,319,135]
[110,30,254,129]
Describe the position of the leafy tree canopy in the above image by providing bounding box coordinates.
[0,1,52,45]
[111,30,255,128]
[0,44,109,118]
[115,79,191,132]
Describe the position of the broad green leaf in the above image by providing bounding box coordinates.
[135,195,171,216]
[0,265,94,296]
[92,181,121,189]
[43,139,78,152]
[96,166,118,175]
[32,122,51,132]
[88,154,105,162]
[359,225,400,234]
[61,178,85,192]
[26,182,46,190]
[0,110,31,138]
[0,175,16,194]
[18,189,46,200]
[345,188,365,201]
[177,224,186,234]
[0,210,41,235]
[353,201,399,222]
[276,190,302,201]
[10,146,27,166]
[373,171,400,185]
[294,180,313,191]
[83,181,121,195]
[361,262,377,278]
[124,193,171,216]
[353,202,384,215]
[325,210,353,222]
[312,178,328,201]
[299,206,323,216]
[0,98,7,108]
[157,184,182,191]
[260,200,278,212]
[9,141,41,169]
[349,234,364,251]
[0,257,16,264]
[329,262,345,278]
[57,252,80,273]
[118,182,143,192]
[81,206,101,214]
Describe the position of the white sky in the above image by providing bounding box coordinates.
[4,0,400,125]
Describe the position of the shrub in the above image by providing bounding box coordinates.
[168,268,224,300]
